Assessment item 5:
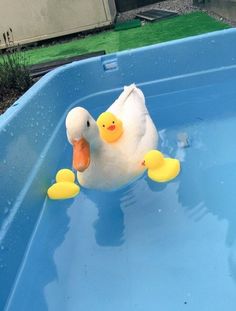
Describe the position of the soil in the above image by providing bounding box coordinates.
[0,91,24,115]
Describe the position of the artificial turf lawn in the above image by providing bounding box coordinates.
[25,12,230,65]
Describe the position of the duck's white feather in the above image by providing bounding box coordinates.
[66,84,158,190]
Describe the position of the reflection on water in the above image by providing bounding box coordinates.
[84,171,171,248]
[85,188,126,247]
[175,117,236,287]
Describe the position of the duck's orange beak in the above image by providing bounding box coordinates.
[72,138,90,172]
[107,125,116,131]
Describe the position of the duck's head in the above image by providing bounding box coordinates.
[97,112,123,143]
[66,107,99,172]
[142,150,164,170]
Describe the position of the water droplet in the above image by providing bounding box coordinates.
[158,209,162,213]
[3,159,7,164]
[0,245,4,250]
[35,133,38,137]
[7,200,11,205]
[2,128,7,132]
[10,132,14,137]
[35,139,38,143]
[42,126,46,130]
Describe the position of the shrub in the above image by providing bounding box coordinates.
[0,29,33,105]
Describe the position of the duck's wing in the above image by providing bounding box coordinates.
[107,84,149,133]
[108,84,158,153]
[107,84,137,115]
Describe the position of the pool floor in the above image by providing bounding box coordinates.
[6,81,236,310]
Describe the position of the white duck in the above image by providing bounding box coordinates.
[65,84,158,190]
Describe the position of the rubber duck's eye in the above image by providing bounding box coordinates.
[112,121,115,124]
[102,124,105,128]
[87,120,90,127]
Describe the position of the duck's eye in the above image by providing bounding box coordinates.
[102,124,105,128]
[112,121,115,124]
[87,120,90,127]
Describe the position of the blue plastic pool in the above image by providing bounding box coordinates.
[1,29,236,311]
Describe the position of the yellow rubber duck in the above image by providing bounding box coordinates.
[143,150,180,182]
[47,169,80,200]
[97,112,123,143]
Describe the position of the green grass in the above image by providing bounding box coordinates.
[21,12,232,65]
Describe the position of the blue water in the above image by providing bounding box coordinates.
[6,81,236,310]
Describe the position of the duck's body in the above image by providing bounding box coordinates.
[77,139,147,190]
[66,84,158,190]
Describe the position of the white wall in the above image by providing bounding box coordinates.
[0,0,116,48]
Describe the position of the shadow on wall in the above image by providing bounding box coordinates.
[115,0,166,12]
[194,0,236,21]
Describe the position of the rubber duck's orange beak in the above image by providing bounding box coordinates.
[107,125,116,131]
[72,138,90,172]
[141,160,146,166]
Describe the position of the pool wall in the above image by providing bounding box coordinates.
[1,28,236,309]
